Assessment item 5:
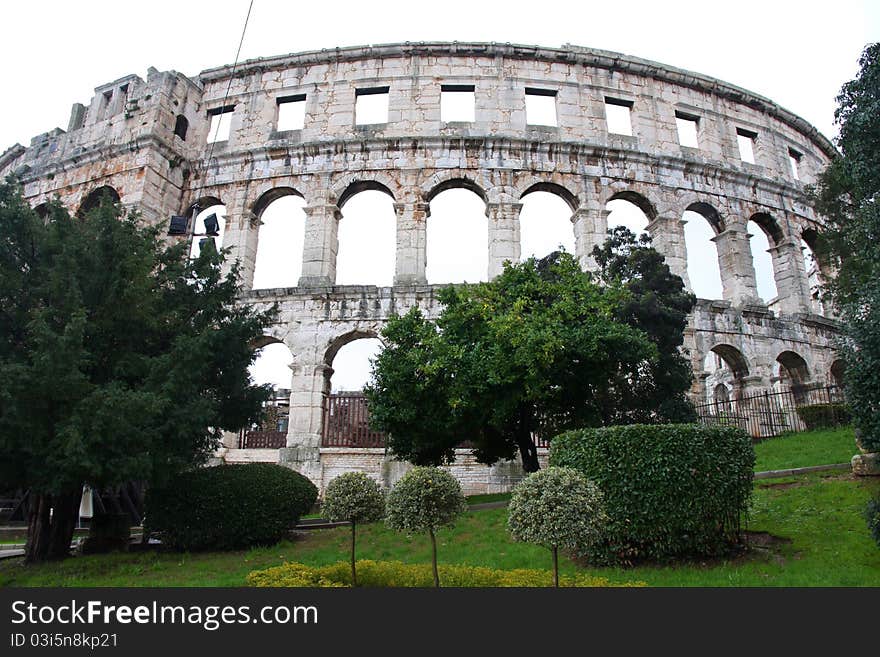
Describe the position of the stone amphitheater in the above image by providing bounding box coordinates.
[0,42,843,493]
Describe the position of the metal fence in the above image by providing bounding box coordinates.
[694,384,848,439]
[239,430,287,449]
[322,393,386,448]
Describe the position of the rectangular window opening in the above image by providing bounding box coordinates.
[441,84,475,123]
[737,128,757,164]
[605,97,634,136]
[277,94,306,131]
[355,87,390,126]
[788,148,802,180]
[675,112,700,148]
[525,88,557,127]
[207,106,234,143]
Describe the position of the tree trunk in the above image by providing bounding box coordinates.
[429,528,440,588]
[350,521,357,587]
[25,489,82,564]
[552,545,559,588]
[515,405,540,473]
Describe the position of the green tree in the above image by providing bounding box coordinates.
[321,472,386,586]
[810,43,880,452]
[507,466,607,586]
[0,182,275,562]
[366,246,693,473]
[385,466,466,587]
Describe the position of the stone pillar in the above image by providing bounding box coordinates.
[279,360,329,486]
[572,206,608,273]
[486,202,521,279]
[768,239,811,315]
[219,207,259,290]
[713,228,760,305]
[393,200,428,285]
[298,203,341,287]
[646,215,691,290]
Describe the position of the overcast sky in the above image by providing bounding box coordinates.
[3,0,877,392]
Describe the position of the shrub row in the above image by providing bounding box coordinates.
[796,403,851,431]
[246,560,641,587]
[550,423,754,565]
[145,463,317,551]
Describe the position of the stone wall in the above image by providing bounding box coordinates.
[0,42,842,492]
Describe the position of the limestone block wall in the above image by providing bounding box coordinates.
[0,42,843,492]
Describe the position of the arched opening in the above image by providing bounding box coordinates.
[33,203,50,220]
[519,188,575,260]
[606,191,655,238]
[776,350,810,387]
[801,228,825,314]
[77,186,120,218]
[426,185,488,284]
[709,344,750,381]
[252,190,306,289]
[174,115,189,141]
[703,346,749,403]
[747,216,779,303]
[830,359,845,388]
[322,334,385,448]
[336,185,396,286]
[243,338,294,448]
[713,383,732,411]
[683,203,724,300]
[189,203,226,258]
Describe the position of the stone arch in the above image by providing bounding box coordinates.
[520,181,579,212]
[607,190,658,222]
[253,186,305,219]
[174,114,189,141]
[710,344,750,380]
[185,195,224,216]
[747,212,782,303]
[323,328,382,368]
[424,176,489,205]
[776,350,810,385]
[685,201,724,233]
[749,212,784,246]
[324,328,383,393]
[830,359,845,388]
[337,180,396,209]
[77,185,120,217]
[32,202,50,220]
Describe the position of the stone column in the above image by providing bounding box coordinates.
[278,359,330,486]
[486,202,521,279]
[713,228,759,306]
[767,239,811,315]
[393,200,428,285]
[218,201,259,290]
[572,206,608,273]
[646,215,691,290]
[298,202,341,287]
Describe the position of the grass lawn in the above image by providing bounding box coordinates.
[2,469,877,587]
[753,426,857,472]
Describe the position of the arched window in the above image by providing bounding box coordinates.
[426,186,488,284]
[606,196,651,238]
[174,115,189,141]
[683,204,723,300]
[189,204,226,258]
[253,193,306,289]
[747,220,778,302]
[519,189,575,260]
[329,337,383,392]
[245,339,294,445]
[336,185,396,286]
[77,186,120,218]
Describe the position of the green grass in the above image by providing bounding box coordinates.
[2,470,877,587]
[753,426,857,472]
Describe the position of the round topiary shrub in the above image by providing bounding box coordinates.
[385,466,467,587]
[550,423,754,565]
[322,472,386,586]
[145,463,317,551]
[508,467,607,586]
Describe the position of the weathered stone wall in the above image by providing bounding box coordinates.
[0,42,842,492]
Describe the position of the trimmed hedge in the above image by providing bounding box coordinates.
[550,423,754,565]
[246,560,642,587]
[867,496,880,549]
[796,403,851,431]
[145,464,317,551]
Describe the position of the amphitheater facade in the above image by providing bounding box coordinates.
[0,42,842,493]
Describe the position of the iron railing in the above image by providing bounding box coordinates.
[238,430,288,449]
[322,393,387,448]
[694,384,848,439]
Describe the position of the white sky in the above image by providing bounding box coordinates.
[3,0,877,394]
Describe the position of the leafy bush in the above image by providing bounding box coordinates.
[508,467,607,585]
[796,403,851,430]
[867,496,880,549]
[321,472,386,586]
[550,423,754,565]
[246,560,642,588]
[386,467,467,587]
[145,463,317,551]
